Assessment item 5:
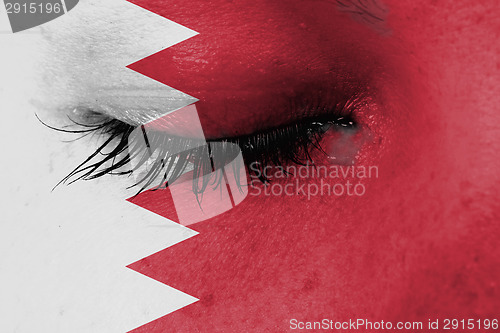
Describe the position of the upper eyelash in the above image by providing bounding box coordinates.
[41,102,357,195]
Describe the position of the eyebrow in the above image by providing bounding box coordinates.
[334,0,389,33]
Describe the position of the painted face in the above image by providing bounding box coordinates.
[40,0,500,330]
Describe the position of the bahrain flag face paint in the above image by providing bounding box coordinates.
[2,0,500,332]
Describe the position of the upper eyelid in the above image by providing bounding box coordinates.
[78,86,366,139]
[72,93,361,144]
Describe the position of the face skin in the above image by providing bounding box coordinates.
[42,0,499,331]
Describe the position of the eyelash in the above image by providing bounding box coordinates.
[43,101,357,195]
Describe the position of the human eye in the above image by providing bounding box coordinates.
[45,87,367,197]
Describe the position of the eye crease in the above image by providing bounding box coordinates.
[44,93,362,195]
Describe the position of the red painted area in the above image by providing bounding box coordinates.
[126,0,384,138]
[125,0,500,332]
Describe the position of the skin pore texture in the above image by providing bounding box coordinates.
[42,0,499,331]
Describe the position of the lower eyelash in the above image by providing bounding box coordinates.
[41,103,357,195]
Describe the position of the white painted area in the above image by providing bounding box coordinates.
[0,1,199,331]
[34,0,199,124]
[0,0,11,33]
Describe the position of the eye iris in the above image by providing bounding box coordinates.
[318,119,371,166]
